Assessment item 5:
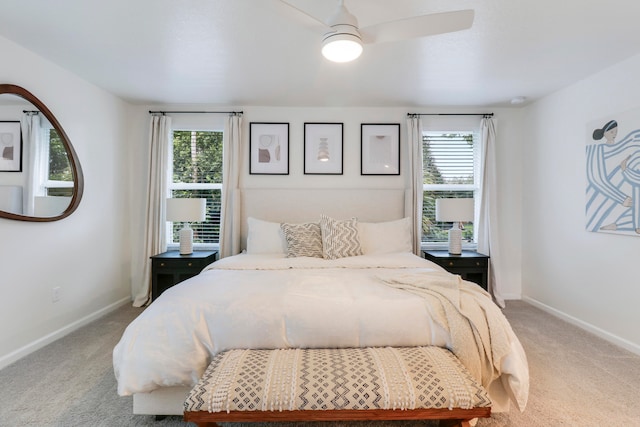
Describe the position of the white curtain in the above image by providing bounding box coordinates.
[219,113,243,258]
[406,115,424,255]
[133,115,171,307]
[20,113,48,216]
[477,117,505,307]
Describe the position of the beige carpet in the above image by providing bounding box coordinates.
[1,300,639,426]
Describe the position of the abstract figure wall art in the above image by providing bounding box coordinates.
[586,110,640,236]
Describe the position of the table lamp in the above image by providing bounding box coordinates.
[166,198,207,255]
[435,198,474,255]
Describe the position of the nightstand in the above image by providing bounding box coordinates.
[422,250,489,290]
[151,250,218,300]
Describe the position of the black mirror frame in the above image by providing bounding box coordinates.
[0,84,84,222]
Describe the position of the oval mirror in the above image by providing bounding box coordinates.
[0,84,83,221]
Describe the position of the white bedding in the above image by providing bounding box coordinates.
[113,252,528,412]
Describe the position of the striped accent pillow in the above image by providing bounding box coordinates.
[319,214,363,260]
[280,222,323,258]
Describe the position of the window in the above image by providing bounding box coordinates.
[168,129,223,248]
[45,128,74,196]
[422,131,480,247]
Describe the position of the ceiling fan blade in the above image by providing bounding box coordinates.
[275,0,331,33]
[360,9,474,44]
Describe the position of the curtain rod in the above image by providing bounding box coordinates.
[407,112,493,117]
[149,110,243,115]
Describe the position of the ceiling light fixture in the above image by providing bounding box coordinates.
[281,0,475,65]
[510,96,526,105]
[321,1,363,63]
[321,27,363,62]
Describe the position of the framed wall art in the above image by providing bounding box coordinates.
[586,111,640,237]
[0,121,22,172]
[361,123,400,175]
[249,122,289,175]
[304,122,343,175]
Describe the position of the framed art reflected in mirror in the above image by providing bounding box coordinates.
[0,121,22,172]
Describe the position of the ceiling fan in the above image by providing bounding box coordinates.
[277,0,474,62]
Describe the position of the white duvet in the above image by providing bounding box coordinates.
[113,253,528,412]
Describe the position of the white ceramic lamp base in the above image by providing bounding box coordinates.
[178,225,194,255]
[448,223,462,255]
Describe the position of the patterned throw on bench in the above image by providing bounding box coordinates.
[184,346,491,414]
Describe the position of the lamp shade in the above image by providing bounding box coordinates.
[435,198,475,222]
[166,198,206,222]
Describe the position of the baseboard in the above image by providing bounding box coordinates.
[522,296,640,356]
[0,297,131,370]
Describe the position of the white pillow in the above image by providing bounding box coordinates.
[246,217,286,254]
[357,217,412,255]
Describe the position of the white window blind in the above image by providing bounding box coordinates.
[422,131,479,244]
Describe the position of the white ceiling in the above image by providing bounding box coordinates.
[1,0,639,108]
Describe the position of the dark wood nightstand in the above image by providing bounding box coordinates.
[422,250,489,290]
[151,250,218,300]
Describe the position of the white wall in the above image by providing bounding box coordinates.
[0,36,132,368]
[521,53,640,354]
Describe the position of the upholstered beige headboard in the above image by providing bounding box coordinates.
[240,188,407,250]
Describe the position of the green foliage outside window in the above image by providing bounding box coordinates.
[46,129,74,197]
[172,131,223,184]
[48,130,72,181]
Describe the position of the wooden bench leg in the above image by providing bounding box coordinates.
[440,419,472,427]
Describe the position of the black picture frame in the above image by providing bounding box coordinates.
[249,122,289,175]
[361,123,400,175]
[304,122,343,175]
[0,121,22,172]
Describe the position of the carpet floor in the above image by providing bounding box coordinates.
[1,300,639,426]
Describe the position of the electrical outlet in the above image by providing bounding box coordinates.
[52,286,61,303]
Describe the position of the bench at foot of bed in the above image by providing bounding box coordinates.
[183,346,491,427]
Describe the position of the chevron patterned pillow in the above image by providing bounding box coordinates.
[281,222,323,258]
[319,214,363,260]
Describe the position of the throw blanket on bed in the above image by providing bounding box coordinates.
[378,272,528,412]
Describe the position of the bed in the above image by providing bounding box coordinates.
[113,189,529,421]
